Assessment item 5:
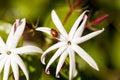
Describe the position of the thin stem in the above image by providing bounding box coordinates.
[12,73,15,80]
[63,0,81,25]
[72,0,81,10]
[63,10,72,25]
[67,0,72,9]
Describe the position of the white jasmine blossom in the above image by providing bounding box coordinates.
[0,18,43,80]
[36,10,104,80]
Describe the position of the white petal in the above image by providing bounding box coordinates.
[36,27,66,41]
[3,56,10,80]
[73,28,104,44]
[0,37,7,51]
[6,23,15,46]
[7,18,26,48]
[68,48,76,80]
[45,46,66,74]
[71,44,99,71]
[56,50,68,78]
[74,15,88,38]
[69,10,89,40]
[12,46,43,54]
[41,42,65,64]
[7,19,19,44]
[0,54,6,61]
[15,54,29,80]
[11,54,19,80]
[56,33,67,41]
[51,10,68,37]
[0,56,7,72]
[36,27,51,35]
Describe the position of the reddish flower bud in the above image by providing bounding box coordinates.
[90,14,109,26]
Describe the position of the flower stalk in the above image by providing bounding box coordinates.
[86,13,109,31]
[63,0,82,25]
[90,14,109,26]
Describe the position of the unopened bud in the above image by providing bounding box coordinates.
[90,14,109,26]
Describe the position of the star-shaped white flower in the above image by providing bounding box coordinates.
[0,18,43,80]
[36,10,104,80]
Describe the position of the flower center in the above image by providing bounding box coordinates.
[7,51,11,55]
[67,41,71,45]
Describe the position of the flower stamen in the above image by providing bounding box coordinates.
[67,41,71,45]
[7,51,11,55]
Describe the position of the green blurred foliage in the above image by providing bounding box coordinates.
[0,0,120,80]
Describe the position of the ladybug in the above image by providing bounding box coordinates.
[51,29,58,37]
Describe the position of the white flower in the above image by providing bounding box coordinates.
[36,10,104,80]
[0,18,43,80]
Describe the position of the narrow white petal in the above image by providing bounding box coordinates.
[36,27,66,41]
[71,45,99,71]
[69,10,89,40]
[12,46,43,54]
[41,42,65,64]
[74,15,88,38]
[73,28,104,44]
[68,48,76,80]
[36,27,65,41]
[8,18,26,48]
[51,10,68,37]
[6,23,15,46]
[0,37,7,51]
[36,27,51,35]
[45,46,66,74]
[11,54,19,80]
[56,50,68,78]
[0,56,7,72]
[3,57,10,80]
[0,54,6,61]
[15,54,29,80]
